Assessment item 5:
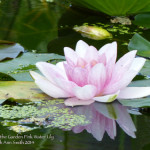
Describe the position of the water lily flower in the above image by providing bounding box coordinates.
[30,40,150,106]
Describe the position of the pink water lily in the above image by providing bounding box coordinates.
[30,40,150,106]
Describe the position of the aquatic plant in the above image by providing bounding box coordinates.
[30,40,150,106]
[71,0,150,16]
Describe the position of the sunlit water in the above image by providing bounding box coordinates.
[0,0,150,150]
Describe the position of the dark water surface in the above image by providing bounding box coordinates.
[0,0,150,150]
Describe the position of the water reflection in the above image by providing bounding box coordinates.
[70,101,136,141]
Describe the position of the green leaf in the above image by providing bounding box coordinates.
[71,0,150,16]
[128,33,150,57]
[0,43,24,61]
[119,80,150,108]
[119,97,150,108]
[0,72,15,81]
[0,81,51,102]
[129,79,150,87]
[140,60,150,77]
[133,13,150,28]
[0,52,64,81]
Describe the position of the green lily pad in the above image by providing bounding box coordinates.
[140,60,150,77]
[129,79,150,87]
[133,13,150,28]
[119,80,150,108]
[119,97,150,108]
[71,0,150,16]
[0,52,64,81]
[0,72,15,81]
[128,33,150,57]
[0,81,51,102]
[0,43,24,61]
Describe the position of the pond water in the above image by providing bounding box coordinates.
[0,0,150,150]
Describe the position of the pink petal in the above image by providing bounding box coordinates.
[104,57,146,94]
[76,57,86,68]
[64,47,78,65]
[56,61,67,77]
[88,63,106,94]
[98,53,106,65]
[99,42,117,63]
[63,63,74,81]
[36,62,67,85]
[84,46,99,63]
[73,85,97,100]
[93,91,120,102]
[111,50,137,83]
[54,78,77,96]
[30,71,71,98]
[105,55,116,84]
[129,57,146,72]
[64,98,94,107]
[71,67,88,86]
[75,40,89,58]
[118,87,150,99]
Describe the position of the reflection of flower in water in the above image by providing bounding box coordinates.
[30,40,150,106]
[71,100,136,141]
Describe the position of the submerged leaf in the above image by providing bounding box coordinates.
[128,33,150,57]
[73,25,112,40]
[0,43,24,61]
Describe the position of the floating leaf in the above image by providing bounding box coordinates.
[71,0,150,16]
[73,25,112,40]
[128,33,150,57]
[119,80,150,108]
[119,97,150,108]
[128,79,150,87]
[140,60,150,77]
[133,13,150,28]
[0,81,51,101]
[0,52,64,81]
[0,43,24,61]
[0,72,15,81]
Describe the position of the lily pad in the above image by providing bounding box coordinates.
[119,97,150,108]
[119,80,150,108]
[0,43,24,61]
[0,52,64,81]
[140,60,150,77]
[128,33,150,57]
[0,81,51,102]
[129,79,150,87]
[71,0,150,16]
[0,72,15,81]
[133,13,150,28]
